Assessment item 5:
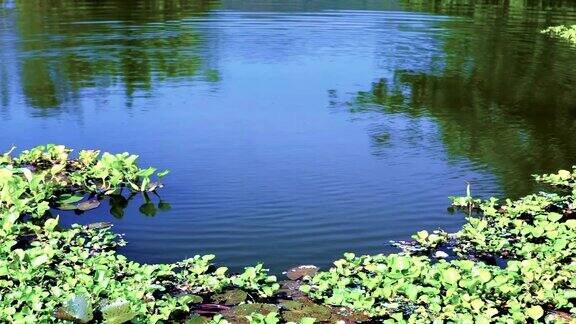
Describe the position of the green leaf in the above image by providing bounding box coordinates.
[77,199,101,211]
[441,268,461,285]
[472,268,492,284]
[547,212,563,222]
[45,217,59,232]
[526,305,544,320]
[390,255,411,271]
[404,284,419,301]
[57,204,78,211]
[416,230,428,240]
[129,182,140,191]
[531,226,544,237]
[140,177,150,192]
[486,308,498,318]
[58,195,84,204]
[101,299,136,324]
[343,252,355,260]
[565,219,576,228]
[214,290,246,305]
[558,170,572,180]
[137,167,156,178]
[470,299,484,311]
[30,254,49,268]
[2,212,19,231]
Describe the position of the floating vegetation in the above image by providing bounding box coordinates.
[542,25,576,45]
[3,144,576,322]
[300,168,576,322]
[220,303,278,323]
[284,266,320,281]
[213,289,249,305]
[0,145,280,323]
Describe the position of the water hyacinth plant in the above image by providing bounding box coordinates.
[0,145,281,323]
[301,168,576,322]
[3,144,576,322]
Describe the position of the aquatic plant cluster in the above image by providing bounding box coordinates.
[2,145,576,322]
[0,145,281,323]
[302,169,576,322]
[542,25,576,45]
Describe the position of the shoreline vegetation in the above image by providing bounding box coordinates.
[542,25,576,45]
[2,145,576,322]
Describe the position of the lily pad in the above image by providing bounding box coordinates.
[86,222,112,230]
[185,315,209,324]
[77,199,101,211]
[57,204,79,211]
[285,265,319,280]
[281,300,334,322]
[221,303,277,323]
[213,289,248,305]
[57,195,84,204]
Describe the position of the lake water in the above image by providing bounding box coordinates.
[1,0,576,272]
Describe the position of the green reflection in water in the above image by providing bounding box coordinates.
[10,0,220,109]
[345,1,576,197]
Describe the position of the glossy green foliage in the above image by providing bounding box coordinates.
[301,252,576,322]
[411,230,448,250]
[301,167,576,322]
[454,168,576,265]
[0,144,169,221]
[5,144,576,322]
[0,145,279,323]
